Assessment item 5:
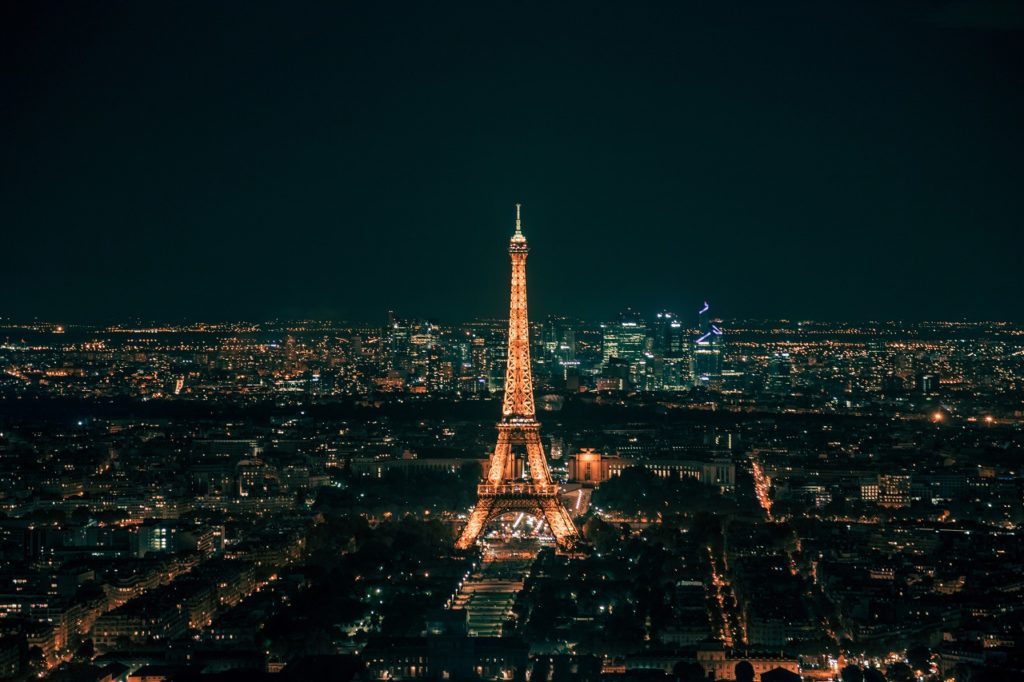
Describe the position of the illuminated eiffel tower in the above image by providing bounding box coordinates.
[455,204,580,551]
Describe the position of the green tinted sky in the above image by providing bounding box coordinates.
[3,1,1023,322]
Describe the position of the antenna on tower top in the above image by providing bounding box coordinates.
[515,203,522,236]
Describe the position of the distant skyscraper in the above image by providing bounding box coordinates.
[601,308,648,387]
[384,311,411,377]
[661,357,689,391]
[541,315,578,387]
[601,308,646,365]
[653,310,686,357]
[542,316,567,358]
[654,310,689,391]
[692,301,724,386]
[766,351,794,393]
[557,329,576,364]
[470,336,489,395]
[408,321,439,388]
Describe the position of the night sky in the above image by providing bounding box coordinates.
[4,1,1023,323]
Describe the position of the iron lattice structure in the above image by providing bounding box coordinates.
[455,205,580,552]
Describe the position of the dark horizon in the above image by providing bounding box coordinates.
[4,1,1024,323]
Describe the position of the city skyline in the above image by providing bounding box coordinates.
[3,311,1021,327]
[0,222,1019,680]
[4,2,1024,323]
[2,4,1023,681]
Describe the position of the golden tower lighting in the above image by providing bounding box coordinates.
[455,204,580,551]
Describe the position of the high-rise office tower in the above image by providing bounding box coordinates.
[408,321,439,388]
[766,351,794,393]
[541,315,578,387]
[653,310,686,357]
[601,308,648,388]
[692,301,724,386]
[384,311,411,377]
[601,308,647,366]
[654,310,689,391]
[470,336,489,395]
[543,316,566,357]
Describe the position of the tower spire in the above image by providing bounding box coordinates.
[512,203,525,242]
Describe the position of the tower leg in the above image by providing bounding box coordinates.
[539,496,579,551]
[523,428,553,483]
[456,497,496,550]
[487,430,513,484]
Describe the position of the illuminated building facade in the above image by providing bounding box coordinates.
[566,449,735,491]
[878,473,911,508]
[766,352,794,393]
[601,308,647,366]
[600,309,648,389]
[541,315,579,388]
[692,301,724,386]
[653,310,686,357]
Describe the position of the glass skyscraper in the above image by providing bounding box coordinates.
[692,301,724,386]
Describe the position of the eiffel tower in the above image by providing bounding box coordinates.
[455,204,580,552]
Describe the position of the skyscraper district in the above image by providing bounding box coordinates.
[0,207,1022,682]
